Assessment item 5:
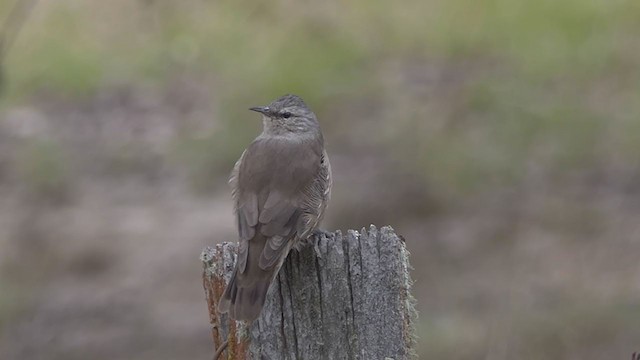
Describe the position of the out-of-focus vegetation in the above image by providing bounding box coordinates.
[5,0,640,196]
[1,0,639,359]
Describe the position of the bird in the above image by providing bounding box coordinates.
[218,94,332,322]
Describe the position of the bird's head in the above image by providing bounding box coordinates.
[250,94,319,136]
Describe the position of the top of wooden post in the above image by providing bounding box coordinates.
[202,225,417,360]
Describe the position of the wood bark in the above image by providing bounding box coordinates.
[201,225,417,360]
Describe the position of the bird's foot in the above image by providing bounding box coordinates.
[295,229,333,252]
[312,228,333,241]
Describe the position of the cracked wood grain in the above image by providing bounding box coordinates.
[201,225,417,360]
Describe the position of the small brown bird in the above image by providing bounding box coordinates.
[218,94,332,321]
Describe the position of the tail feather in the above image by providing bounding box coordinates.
[218,229,292,321]
[218,269,274,322]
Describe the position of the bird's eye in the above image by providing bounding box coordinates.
[282,112,292,119]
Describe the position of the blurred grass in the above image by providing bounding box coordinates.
[3,0,638,196]
[417,300,640,359]
[16,139,70,203]
[1,0,640,358]
[5,0,639,91]
[0,277,31,329]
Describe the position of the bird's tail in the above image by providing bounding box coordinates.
[218,228,294,321]
[217,268,274,322]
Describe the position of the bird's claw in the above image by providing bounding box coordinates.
[295,229,333,252]
[312,228,333,240]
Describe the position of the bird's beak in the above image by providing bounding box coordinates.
[249,106,271,116]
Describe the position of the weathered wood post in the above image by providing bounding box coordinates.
[201,225,417,359]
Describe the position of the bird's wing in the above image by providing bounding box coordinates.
[296,149,332,239]
[233,136,324,273]
[229,149,256,273]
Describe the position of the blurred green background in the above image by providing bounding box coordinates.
[1,0,639,359]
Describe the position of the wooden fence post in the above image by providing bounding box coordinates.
[201,225,417,359]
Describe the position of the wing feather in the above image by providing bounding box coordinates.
[233,137,330,273]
